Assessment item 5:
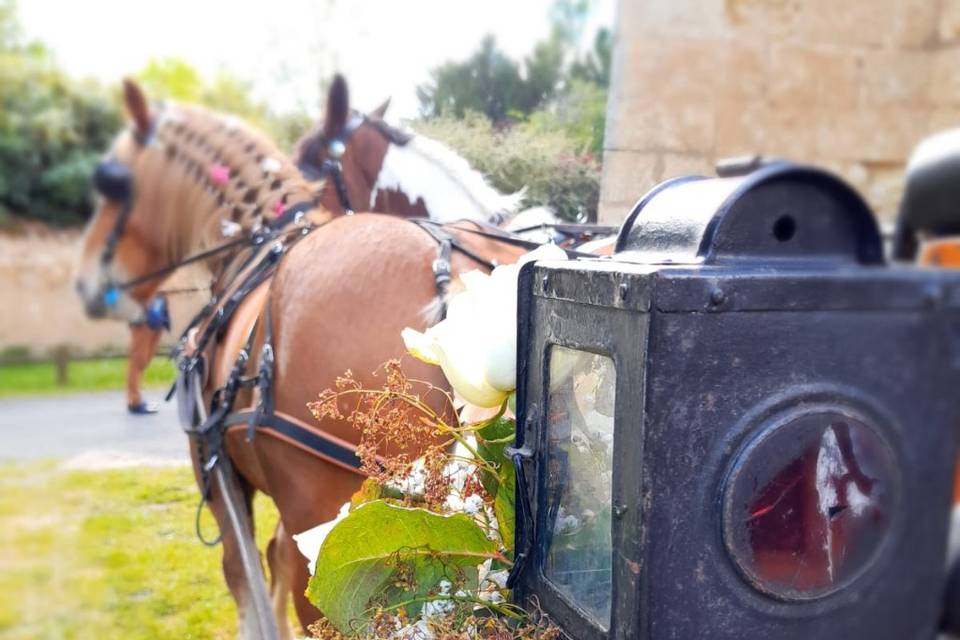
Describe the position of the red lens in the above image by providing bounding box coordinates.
[723,411,898,600]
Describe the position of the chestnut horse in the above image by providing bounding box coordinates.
[76,81,528,638]
[121,73,539,415]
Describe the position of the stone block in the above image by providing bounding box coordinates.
[599,150,715,224]
[939,0,960,44]
[815,106,932,162]
[929,48,960,106]
[767,42,861,109]
[863,163,908,222]
[625,0,730,39]
[859,49,933,107]
[792,0,938,48]
[715,99,820,161]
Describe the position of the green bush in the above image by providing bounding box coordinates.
[413,112,601,221]
[0,0,309,228]
[0,46,121,226]
[137,57,311,151]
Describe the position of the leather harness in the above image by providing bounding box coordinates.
[172,213,507,528]
[92,130,614,550]
[296,112,367,214]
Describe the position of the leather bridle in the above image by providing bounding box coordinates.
[296,112,366,214]
[91,128,315,305]
[93,158,137,269]
[93,120,159,273]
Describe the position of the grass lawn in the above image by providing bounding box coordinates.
[0,461,292,639]
[0,357,176,398]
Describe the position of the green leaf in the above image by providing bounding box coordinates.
[494,457,517,554]
[476,416,516,498]
[306,500,499,633]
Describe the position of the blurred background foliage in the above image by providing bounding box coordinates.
[135,58,311,152]
[415,0,609,220]
[0,0,607,227]
[0,3,120,226]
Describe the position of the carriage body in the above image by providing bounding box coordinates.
[513,163,960,639]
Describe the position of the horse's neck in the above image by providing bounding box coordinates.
[162,179,234,268]
[371,136,524,224]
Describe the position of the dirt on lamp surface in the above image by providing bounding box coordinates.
[0,227,209,359]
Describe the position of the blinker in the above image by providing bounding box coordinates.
[512,161,960,639]
[93,159,133,202]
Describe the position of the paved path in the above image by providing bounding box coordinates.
[0,391,189,464]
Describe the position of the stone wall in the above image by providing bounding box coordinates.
[599,0,960,224]
[0,230,208,358]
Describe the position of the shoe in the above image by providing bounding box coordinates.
[128,402,159,415]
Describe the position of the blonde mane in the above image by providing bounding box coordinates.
[145,103,322,260]
[372,133,525,223]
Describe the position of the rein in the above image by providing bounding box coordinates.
[112,234,254,291]
[110,205,312,292]
[507,221,620,238]
[414,218,608,261]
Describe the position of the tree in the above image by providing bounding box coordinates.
[0,0,121,226]
[570,27,612,89]
[416,0,609,123]
[137,58,309,150]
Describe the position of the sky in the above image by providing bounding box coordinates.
[18,0,616,121]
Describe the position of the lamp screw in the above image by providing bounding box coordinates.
[709,287,726,306]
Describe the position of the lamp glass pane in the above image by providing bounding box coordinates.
[724,412,898,600]
[544,346,616,628]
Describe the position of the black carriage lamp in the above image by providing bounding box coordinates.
[511,161,960,639]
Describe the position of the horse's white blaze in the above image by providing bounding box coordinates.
[372,136,524,223]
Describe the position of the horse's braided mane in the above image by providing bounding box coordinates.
[153,103,319,234]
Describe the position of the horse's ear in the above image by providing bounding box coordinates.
[323,74,350,138]
[369,97,390,120]
[122,78,152,140]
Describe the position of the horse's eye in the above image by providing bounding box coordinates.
[93,159,133,201]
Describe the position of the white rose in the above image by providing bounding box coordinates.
[402,245,566,407]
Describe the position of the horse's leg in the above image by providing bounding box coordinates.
[126,323,162,410]
[280,527,315,631]
[253,436,362,630]
[265,521,296,640]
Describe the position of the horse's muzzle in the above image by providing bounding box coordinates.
[75,278,108,318]
[84,295,108,319]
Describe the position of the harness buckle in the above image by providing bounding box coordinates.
[432,257,451,281]
[203,453,220,473]
[246,343,275,443]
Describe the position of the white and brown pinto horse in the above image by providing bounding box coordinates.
[76,81,529,638]
[295,74,525,224]
[295,74,616,251]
